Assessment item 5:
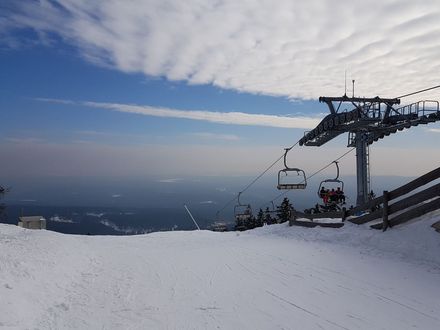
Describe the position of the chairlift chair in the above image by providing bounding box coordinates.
[317,161,345,201]
[234,192,253,221]
[213,211,225,225]
[263,201,276,215]
[277,148,307,190]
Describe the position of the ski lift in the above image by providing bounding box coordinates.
[263,201,276,216]
[234,192,252,221]
[317,161,344,199]
[211,211,228,232]
[277,148,307,190]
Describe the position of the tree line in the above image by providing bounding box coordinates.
[234,197,293,231]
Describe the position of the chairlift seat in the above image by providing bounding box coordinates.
[235,213,252,221]
[277,183,306,190]
[318,179,344,196]
[234,196,253,221]
[277,168,307,190]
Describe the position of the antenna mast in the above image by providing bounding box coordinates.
[344,71,347,96]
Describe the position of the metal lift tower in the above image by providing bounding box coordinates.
[298,95,440,205]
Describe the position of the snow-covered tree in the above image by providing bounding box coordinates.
[256,208,264,227]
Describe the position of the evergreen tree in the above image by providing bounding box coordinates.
[246,216,256,230]
[256,208,264,227]
[276,197,293,223]
[234,215,247,231]
[0,186,8,219]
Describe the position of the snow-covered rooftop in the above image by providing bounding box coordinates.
[18,216,46,222]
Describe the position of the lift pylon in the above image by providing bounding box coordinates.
[299,95,440,205]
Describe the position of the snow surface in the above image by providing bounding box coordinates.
[1,211,440,330]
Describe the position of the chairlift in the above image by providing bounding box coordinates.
[263,201,276,215]
[211,211,228,232]
[234,192,253,221]
[277,148,307,190]
[317,161,344,200]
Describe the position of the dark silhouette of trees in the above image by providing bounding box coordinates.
[256,208,264,227]
[0,186,9,219]
[233,198,294,231]
[276,197,292,223]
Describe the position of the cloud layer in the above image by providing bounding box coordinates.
[2,139,439,178]
[4,0,440,101]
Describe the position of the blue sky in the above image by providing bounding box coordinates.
[1,0,440,183]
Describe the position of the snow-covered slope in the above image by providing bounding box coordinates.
[1,211,440,330]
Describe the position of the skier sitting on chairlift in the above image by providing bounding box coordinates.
[336,187,345,204]
[320,186,329,204]
[328,189,338,203]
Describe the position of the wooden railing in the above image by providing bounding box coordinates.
[291,166,440,231]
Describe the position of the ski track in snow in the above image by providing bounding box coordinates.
[1,212,440,330]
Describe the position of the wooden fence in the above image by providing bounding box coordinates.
[291,166,440,231]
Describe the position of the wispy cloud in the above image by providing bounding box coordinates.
[38,98,321,129]
[34,97,76,105]
[4,1,440,101]
[84,101,321,128]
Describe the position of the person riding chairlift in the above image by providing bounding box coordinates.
[320,186,330,204]
[328,188,337,203]
[336,187,345,204]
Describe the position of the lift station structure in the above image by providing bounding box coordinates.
[298,94,440,206]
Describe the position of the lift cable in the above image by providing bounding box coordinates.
[396,84,440,99]
[258,147,356,210]
[216,141,300,215]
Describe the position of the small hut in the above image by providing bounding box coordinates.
[18,216,46,230]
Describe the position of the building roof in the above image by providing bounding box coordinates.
[19,216,46,222]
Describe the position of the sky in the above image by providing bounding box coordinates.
[1,0,440,186]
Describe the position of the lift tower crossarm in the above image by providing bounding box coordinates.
[319,96,400,105]
[301,95,410,206]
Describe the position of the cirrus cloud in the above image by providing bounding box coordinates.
[3,0,440,101]
[37,98,322,129]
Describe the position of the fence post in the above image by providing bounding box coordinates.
[289,208,297,227]
[382,190,389,231]
[342,207,347,222]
